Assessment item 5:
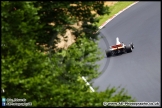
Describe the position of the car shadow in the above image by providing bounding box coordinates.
[107,53,127,58]
[107,52,133,58]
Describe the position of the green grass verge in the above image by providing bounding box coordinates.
[97,1,135,27]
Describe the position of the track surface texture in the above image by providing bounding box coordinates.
[93,2,161,102]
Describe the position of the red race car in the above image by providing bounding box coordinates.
[105,37,134,57]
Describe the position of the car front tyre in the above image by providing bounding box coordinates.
[130,42,134,49]
[126,46,132,53]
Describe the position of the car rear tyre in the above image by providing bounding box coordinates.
[106,50,112,57]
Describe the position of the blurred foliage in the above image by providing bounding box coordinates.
[1,1,136,107]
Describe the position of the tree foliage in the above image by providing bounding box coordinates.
[2,1,136,107]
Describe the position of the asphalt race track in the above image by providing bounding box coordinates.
[93,2,160,102]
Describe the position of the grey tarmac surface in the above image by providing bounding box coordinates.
[93,2,161,102]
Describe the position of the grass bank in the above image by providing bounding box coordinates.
[97,1,135,27]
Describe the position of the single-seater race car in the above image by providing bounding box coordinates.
[105,37,134,57]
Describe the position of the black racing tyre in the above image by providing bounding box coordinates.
[106,50,112,57]
[130,42,134,49]
[126,45,132,53]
